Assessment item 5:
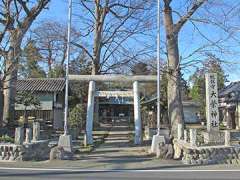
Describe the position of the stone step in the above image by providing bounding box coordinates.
[105,137,129,140]
[107,131,134,135]
[104,139,130,143]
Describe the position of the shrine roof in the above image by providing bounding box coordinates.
[219,81,240,97]
[16,78,65,92]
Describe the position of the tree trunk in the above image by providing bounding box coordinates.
[164,3,184,138]
[91,0,108,75]
[3,59,18,127]
[92,2,102,75]
[3,32,21,127]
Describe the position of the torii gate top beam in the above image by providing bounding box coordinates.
[69,75,157,82]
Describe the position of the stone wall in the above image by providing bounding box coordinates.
[174,140,240,165]
[0,144,22,161]
[0,125,50,161]
[0,140,50,161]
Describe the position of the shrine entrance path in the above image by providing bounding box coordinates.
[76,118,162,169]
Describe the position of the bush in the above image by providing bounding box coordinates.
[69,104,85,129]
[0,135,14,143]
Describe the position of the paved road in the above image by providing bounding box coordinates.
[0,168,239,180]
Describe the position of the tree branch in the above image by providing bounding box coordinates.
[72,42,94,61]
[174,0,207,32]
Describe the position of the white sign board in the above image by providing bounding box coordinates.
[95,91,133,97]
[205,73,219,132]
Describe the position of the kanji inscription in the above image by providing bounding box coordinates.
[205,73,219,132]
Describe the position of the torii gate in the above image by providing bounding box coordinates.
[69,75,157,145]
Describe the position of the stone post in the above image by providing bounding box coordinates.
[177,123,183,140]
[224,130,231,146]
[133,81,142,144]
[189,129,197,146]
[25,128,32,143]
[15,127,24,145]
[184,129,188,142]
[226,109,233,129]
[32,122,40,141]
[14,127,24,145]
[86,81,95,145]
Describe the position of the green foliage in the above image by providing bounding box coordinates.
[19,40,46,78]
[0,135,14,143]
[16,91,40,126]
[16,91,40,108]
[48,64,65,78]
[69,104,85,128]
[68,53,92,108]
[189,53,228,118]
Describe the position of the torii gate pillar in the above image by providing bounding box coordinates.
[133,81,142,144]
[86,81,95,145]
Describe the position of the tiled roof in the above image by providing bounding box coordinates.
[219,81,240,97]
[16,78,65,92]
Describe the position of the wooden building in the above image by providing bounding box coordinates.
[142,97,201,128]
[219,81,240,129]
[15,78,65,129]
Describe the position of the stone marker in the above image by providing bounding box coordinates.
[32,122,40,141]
[189,129,197,146]
[205,73,219,132]
[25,128,32,143]
[15,127,24,145]
[225,130,231,146]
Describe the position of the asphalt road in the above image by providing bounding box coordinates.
[0,168,239,180]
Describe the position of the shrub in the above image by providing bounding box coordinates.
[0,135,14,143]
[69,104,85,129]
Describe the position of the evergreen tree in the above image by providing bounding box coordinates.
[189,53,228,118]
[19,41,46,78]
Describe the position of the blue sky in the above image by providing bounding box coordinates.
[27,0,240,82]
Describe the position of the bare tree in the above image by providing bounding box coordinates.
[31,21,82,77]
[161,0,207,137]
[73,0,155,75]
[0,0,49,127]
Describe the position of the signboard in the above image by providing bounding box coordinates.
[95,91,133,97]
[205,73,219,132]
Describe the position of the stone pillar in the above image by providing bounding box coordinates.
[189,129,197,146]
[32,122,40,141]
[15,127,24,145]
[177,123,184,140]
[236,104,240,130]
[25,128,32,143]
[225,130,231,146]
[86,81,95,145]
[133,81,142,144]
[184,129,188,142]
[226,108,233,129]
